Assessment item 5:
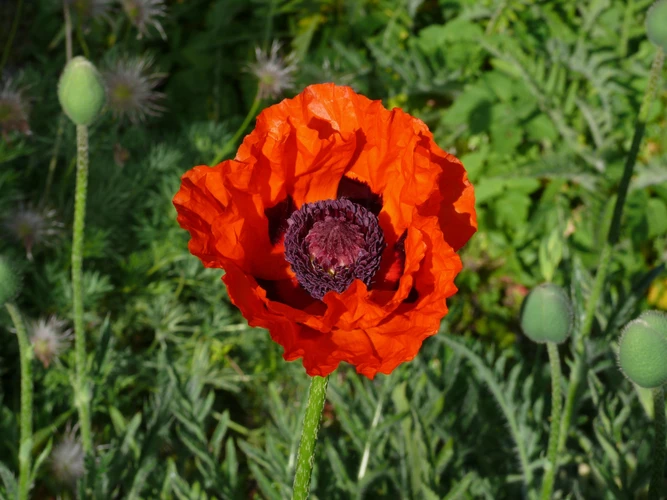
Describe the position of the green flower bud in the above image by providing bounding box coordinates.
[0,256,21,305]
[647,0,667,51]
[58,56,105,126]
[618,313,667,389]
[520,283,573,344]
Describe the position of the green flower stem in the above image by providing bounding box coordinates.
[608,48,664,246]
[6,303,33,500]
[292,375,329,500]
[41,114,66,208]
[63,0,73,62]
[73,124,93,456]
[0,0,23,74]
[557,246,612,452]
[211,93,262,165]
[541,343,563,500]
[559,47,665,453]
[650,386,666,500]
[75,16,90,59]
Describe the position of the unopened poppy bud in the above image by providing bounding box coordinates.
[520,283,573,344]
[618,313,667,388]
[0,256,21,305]
[647,1,667,51]
[58,56,105,126]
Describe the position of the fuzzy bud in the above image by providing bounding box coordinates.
[51,430,85,485]
[0,256,21,305]
[58,56,105,126]
[647,1,667,51]
[30,316,72,368]
[520,283,573,344]
[618,312,667,388]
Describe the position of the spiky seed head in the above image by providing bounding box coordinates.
[248,40,297,99]
[30,316,72,368]
[103,55,166,123]
[4,205,64,260]
[647,1,667,51]
[121,0,167,40]
[618,312,667,388]
[0,255,21,305]
[0,77,30,140]
[520,283,573,344]
[51,430,85,485]
[58,56,106,126]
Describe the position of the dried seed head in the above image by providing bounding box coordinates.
[113,142,130,167]
[30,316,72,368]
[121,0,167,40]
[0,255,21,305]
[520,283,573,344]
[103,55,166,123]
[51,430,85,485]
[0,77,30,140]
[4,204,64,260]
[248,41,297,99]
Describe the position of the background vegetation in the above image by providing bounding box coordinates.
[1,0,666,498]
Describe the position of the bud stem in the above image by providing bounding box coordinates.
[63,0,73,62]
[292,375,329,500]
[212,92,262,165]
[5,303,33,500]
[559,47,665,453]
[75,17,90,60]
[73,124,93,458]
[650,386,666,499]
[541,343,563,500]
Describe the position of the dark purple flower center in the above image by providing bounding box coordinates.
[284,199,385,300]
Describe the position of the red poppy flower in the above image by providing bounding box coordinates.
[173,83,476,379]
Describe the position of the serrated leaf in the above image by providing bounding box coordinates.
[0,462,17,500]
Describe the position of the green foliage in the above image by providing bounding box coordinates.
[646,0,667,51]
[0,256,21,306]
[0,0,666,498]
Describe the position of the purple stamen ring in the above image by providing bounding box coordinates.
[284,198,385,300]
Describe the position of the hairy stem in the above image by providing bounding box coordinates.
[6,304,33,500]
[541,343,563,500]
[212,93,262,165]
[73,125,92,456]
[292,376,329,500]
[559,48,665,453]
[649,386,665,500]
